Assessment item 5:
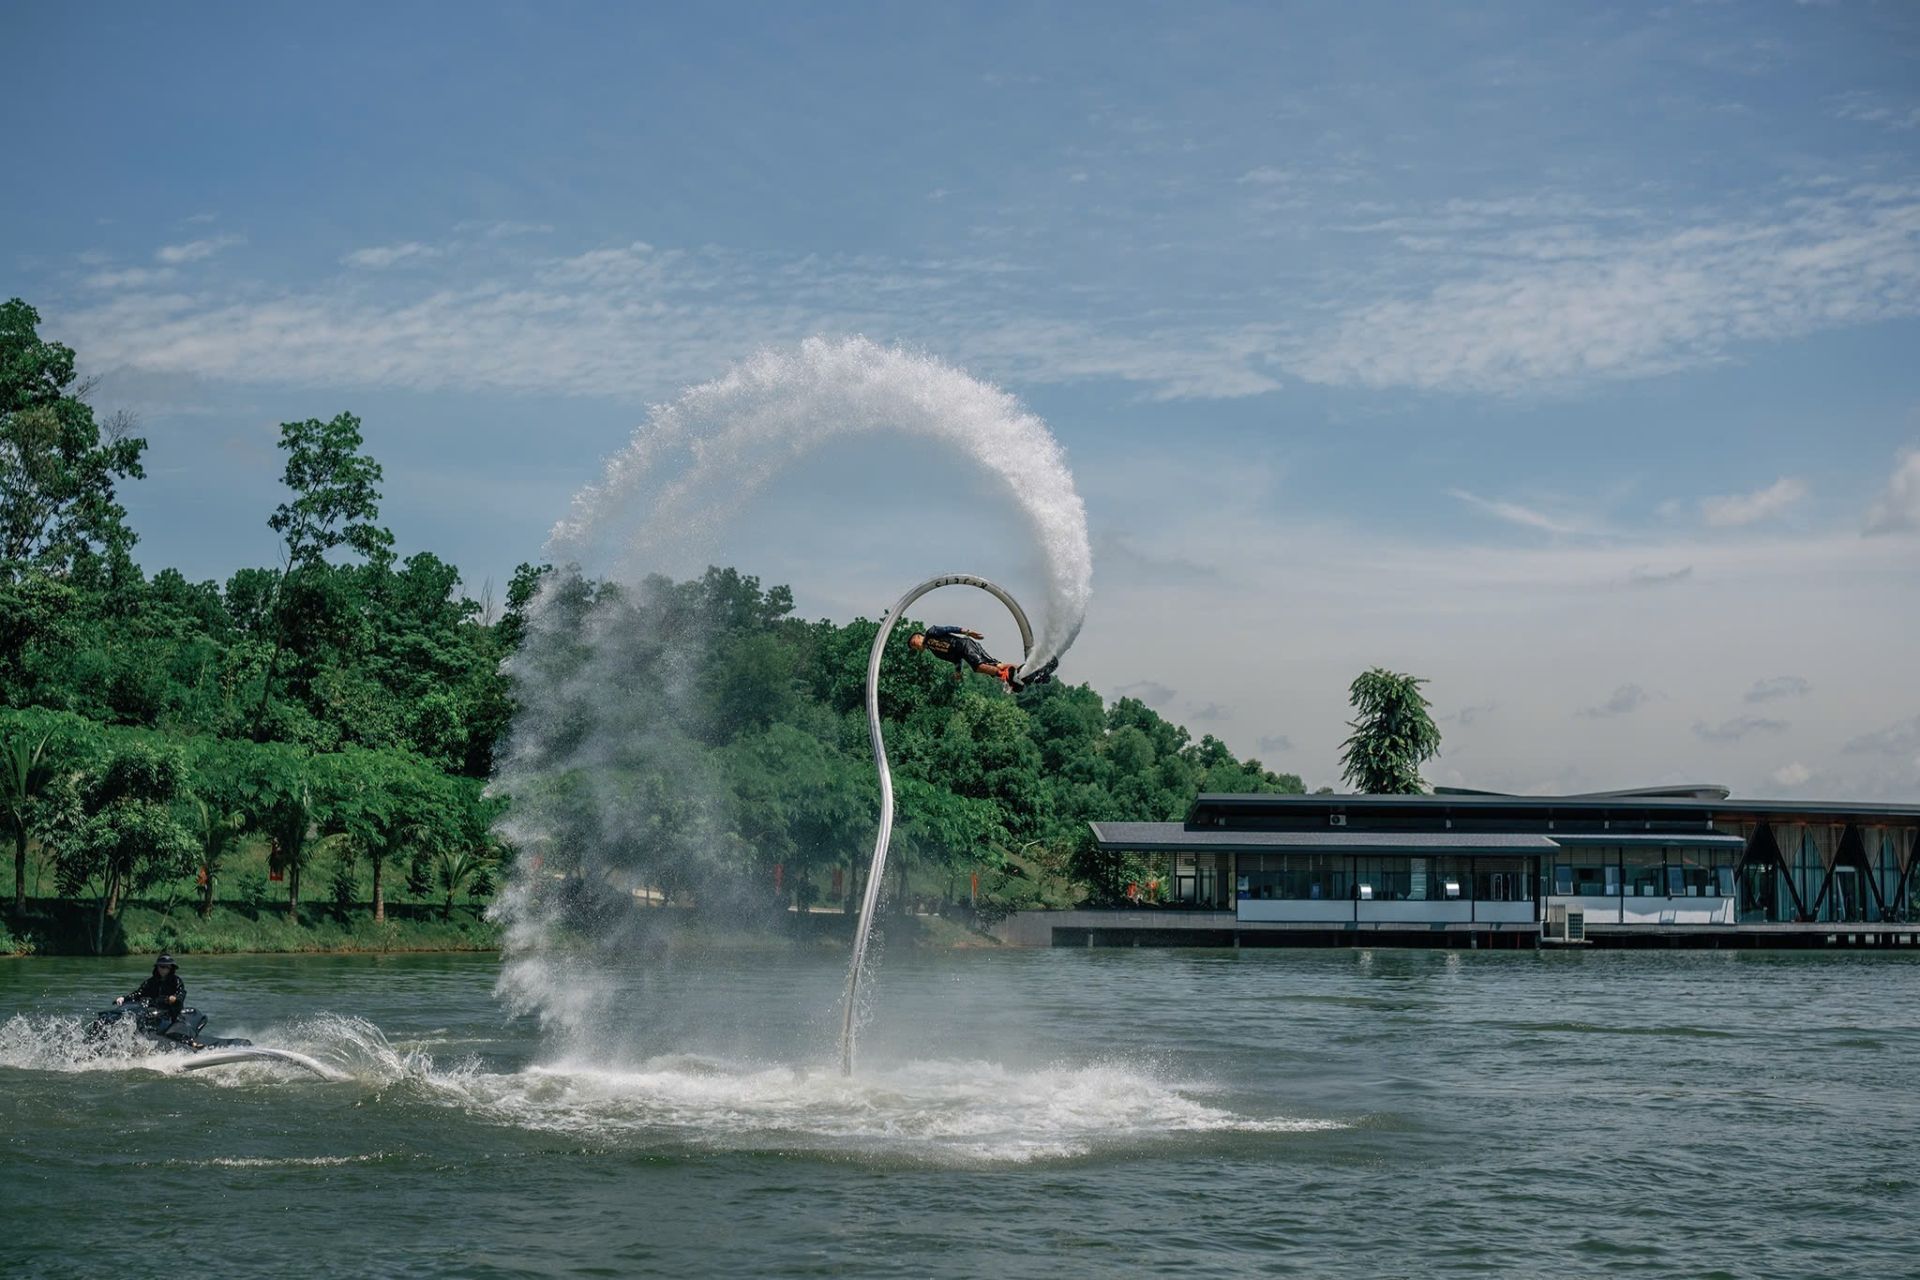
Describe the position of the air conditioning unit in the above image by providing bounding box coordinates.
[1544,903,1567,941]
[1566,908,1586,943]
[1329,813,1348,827]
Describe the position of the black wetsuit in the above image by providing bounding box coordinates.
[922,625,998,671]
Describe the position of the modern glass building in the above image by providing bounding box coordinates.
[1068,787,1920,948]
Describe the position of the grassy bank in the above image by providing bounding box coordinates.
[1,899,499,957]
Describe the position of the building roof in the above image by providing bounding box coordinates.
[1185,792,1920,825]
[1550,832,1747,848]
[1089,823,1558,854]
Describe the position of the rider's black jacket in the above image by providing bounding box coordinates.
[128,971,185,1007]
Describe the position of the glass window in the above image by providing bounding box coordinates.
[1623,851,1663,897]
[1473,857,1533,902]
[1239,854,1351,900]
[1545,848,1622,896]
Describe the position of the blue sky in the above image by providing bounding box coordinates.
[6,2,1919,798]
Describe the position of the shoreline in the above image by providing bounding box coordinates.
[1,900,999,958]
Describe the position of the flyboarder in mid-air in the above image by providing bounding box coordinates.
[909,625,1058,691]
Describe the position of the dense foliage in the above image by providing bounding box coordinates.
[0,297,1304,946]
[1339,668,1441,795]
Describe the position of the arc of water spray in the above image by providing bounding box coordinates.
[839,574,1034,1077]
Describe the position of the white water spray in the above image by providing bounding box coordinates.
[493,338,1094,1046]
[550,336,1091,671]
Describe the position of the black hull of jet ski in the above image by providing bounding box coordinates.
[87,1006,252,1051]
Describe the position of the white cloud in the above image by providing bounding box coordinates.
[1843,715,1920,757]
[454,219,555,238]
[341,241,439,269]
[1833,91,1920,132]
[58,240,1285,402]
[1447,488,1593,536]
[1116,680,1176,707]
[1578,684,1654,718]
[1692,716,1789,743]
[1770,762,1812,788]
[1286,184,1920,394]
[1700,476,1806,527]
[1626,563,1693,588]
[1746,676,1811,703]
[82,266,176,290]
[1863,447,1920,535]
[155,233,243,264]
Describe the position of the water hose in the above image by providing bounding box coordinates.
[839,574,1033,1076]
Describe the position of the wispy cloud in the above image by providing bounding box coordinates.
[60,239,1285,402]
[155,233,242,264]
[454,219,555,238]
[1700,476,1805,527]
[1286,184,1920,394]
[341,241,440,269]
[1770,762,1812,788]
[1447,488,1593,537]
[1116,680,1177,707]
[1692,715,1789,743]
[1578,684,1654,718]
[82,266,175,290]
[1256,734,1294,756]
[1842,714,1920,757]
[1626,563,1693,588]
[1190,701,1230,722]
[1863,447,1920,535]
[1746,675,1810,703]
[1833,91,1920,132]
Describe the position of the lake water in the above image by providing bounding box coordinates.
[4,946,1917,1278]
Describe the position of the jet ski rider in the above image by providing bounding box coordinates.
[116,954,185,1028]
[908,625,1057,691]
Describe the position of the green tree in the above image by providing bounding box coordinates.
[252,412,393,734]
[253,752,319,921]
[317,746,463,922]
[48,742,197,951]
[0,299,147,578]
[1,728,57,913]
[1339,667,1440,795]
[185,738,268,917]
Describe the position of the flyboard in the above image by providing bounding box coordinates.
[173,1046,347,1081]
[839,573,1035,1077]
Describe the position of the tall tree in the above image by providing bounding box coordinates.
[254,755,319,921]
[252,412,392,734]
[0,299,147,578]
[1,729,57,913]
[48,743,197,951]
[1339,668,1441,795]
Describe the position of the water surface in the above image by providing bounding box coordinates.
[4,947,1916,1278]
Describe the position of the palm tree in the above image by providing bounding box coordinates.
[1,733,56,914]
[189,796,249,919]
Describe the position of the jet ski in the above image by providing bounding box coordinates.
[85,1002,343,1079]
[87,1002,252,1050]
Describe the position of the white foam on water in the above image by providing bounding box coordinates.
[0,1011,405,1084]
[4,1012,1338,1165]
[406,1053,1343,1165]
